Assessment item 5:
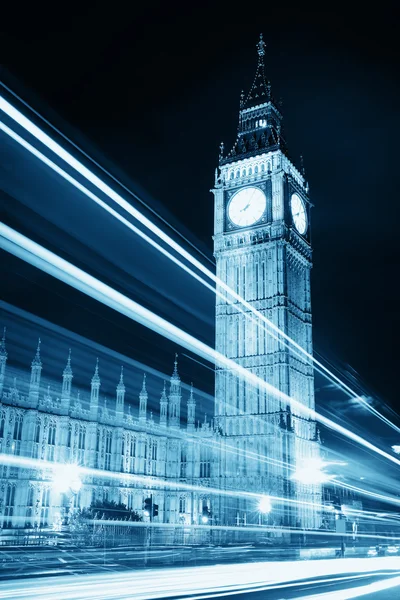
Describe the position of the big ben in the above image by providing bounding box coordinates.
[212,35,321,530]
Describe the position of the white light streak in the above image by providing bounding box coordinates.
[1,222,400,472]
[0,557,399,600]
[0,93,394,430]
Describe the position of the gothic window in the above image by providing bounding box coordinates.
[47,421,56,461]
[235,170,239,178]
[25,486,34,526]
[12,414,22,455]
[121,438,125,472]
[129,437,136,473]
[261,163,265,172]
[180,447,187,478]
[249,167,252,176]
[152,443,157,461]
[179,496,186,513]
[241,265,246,299]
[105,430,112,470]
[255,263,259,300]
[77,425,86,463]
[4,484,15,527]
[255,165,258,174]
[34,420,41,443]
[200,445,210,478]
[0,411,5,439]
[230,171,234,180]
[40,488,50,526]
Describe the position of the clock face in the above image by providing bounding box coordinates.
[228,187,266,227]
[290,193,307,234]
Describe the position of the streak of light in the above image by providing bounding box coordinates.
[2,222,400,474]
[2,452,400,533]
[298,575,400,599]
[2,111,400,489]
[0,82,214,267]
[0,557,399,600]
[356,396,400,435]
[2,96,398,438]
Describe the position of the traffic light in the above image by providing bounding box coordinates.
[152,503,159,518]
[143,497,152,517]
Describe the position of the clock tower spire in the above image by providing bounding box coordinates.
[220,34,286,167]
[213,35,321,531]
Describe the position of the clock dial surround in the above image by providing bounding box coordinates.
[290,193,307,235]
[228,187,266,228]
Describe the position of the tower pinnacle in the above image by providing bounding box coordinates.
[117,366,125,392]
[32,338,42,367]
[257,33,266,57]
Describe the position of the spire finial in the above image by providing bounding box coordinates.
[140,373,147,394]
[117,366,125,392]
[32,338,42,367]
[189,382,195,402]
[63,349,73,376]
[172,353,179,379]
[92,358,100,384]
[257,33,266,58]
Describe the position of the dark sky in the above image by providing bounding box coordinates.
[1,5,399,414]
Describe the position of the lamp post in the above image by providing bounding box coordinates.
[291,458,334,547]
[51,463,82,529]
[258,495,272,540]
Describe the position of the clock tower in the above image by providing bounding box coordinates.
[212,35,321,529]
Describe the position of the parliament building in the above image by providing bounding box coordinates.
[0,35,322,535]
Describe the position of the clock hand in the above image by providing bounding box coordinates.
[240,203,250,212]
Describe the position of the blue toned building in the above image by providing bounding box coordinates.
[212,35,321,529]
[0,35,322,536]
[0,331,215,529]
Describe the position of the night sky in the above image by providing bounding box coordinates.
[1,6,399,418]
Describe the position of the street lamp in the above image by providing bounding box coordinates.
[52,463,82,495]
[292,458,333,485]
[258,495,272,514]
[51,463,82,527]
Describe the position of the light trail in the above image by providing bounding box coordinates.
[2,223,400,473]
[356,395,400,436]
[298,575,400,599]
[0,557,399,600]
[2,453,400,536]
[3,102,400,480]
[1,93,395,433]
[0,82,215,267]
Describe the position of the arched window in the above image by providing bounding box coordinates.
[47,421,56,461]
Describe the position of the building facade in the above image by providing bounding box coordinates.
[0,333,215,529]
[0,36,322,534]
[212,34,321,528]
